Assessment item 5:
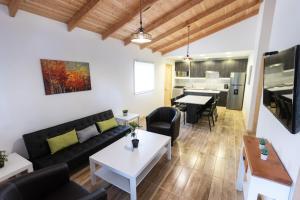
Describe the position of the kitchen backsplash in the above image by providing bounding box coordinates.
[175,78,230,90]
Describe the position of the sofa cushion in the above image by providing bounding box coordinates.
[32,125,130,170]
[76,125,99,143]
[47,129,79,154]
[97,118,118,133]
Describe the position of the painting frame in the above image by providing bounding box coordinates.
[40,59,92,95]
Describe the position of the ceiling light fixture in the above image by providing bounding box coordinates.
[131,0,152,44]
[184,25,192,62]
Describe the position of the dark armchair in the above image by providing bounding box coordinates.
[146,107,181,145]
[0,163,107,200]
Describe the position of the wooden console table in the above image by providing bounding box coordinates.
[236,136,292,200]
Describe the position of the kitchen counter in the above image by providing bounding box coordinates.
[184,89,221,94]
[184,88,229,93]
[265,85,293,92]
[183,88,228,107]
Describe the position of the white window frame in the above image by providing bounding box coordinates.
[133,60,155,95]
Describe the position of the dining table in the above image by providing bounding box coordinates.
[175,95,213,124]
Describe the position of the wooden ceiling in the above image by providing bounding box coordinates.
[1,0,260,55]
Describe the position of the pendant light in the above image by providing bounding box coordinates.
[131,0,152,44]
[184,25,192,62]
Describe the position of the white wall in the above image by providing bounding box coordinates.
[242,52,254,127]
[255,0,300,199]
[166,15,258,57]
[243,0,276,133]
[0,5,166,157]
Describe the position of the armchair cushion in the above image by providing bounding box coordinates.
[149,122,171,130]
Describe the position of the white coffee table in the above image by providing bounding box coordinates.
[0,153,33,182]
[89,130,171,200]
[115,113,140,125]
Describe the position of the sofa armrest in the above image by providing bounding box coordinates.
[78,188,107,200]
[13,163,70,200]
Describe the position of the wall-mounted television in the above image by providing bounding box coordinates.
[263,45,300,134]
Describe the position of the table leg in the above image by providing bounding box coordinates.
[130,178,137,200]
[27,164,33,173]
[167,140,172,160]
[90,160,96,185]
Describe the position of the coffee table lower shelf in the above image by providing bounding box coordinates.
[94,147,167,193]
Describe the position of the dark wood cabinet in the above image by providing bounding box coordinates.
[218,91,228,107]
[190,62,205,77]
[175,62,189,72]
[189,58,248,78]
[175,61,190,77]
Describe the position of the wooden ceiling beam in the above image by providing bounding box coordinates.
[67,0,101,32]
[8,0,22,17]
[161,9,259,55]
[153,1,259,53]
[138,0,237,49]
[123,0,205,45]
[101,0,159,40]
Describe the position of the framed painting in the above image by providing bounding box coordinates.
[41,59,91,95]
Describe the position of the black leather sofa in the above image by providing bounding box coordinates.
[146,107,181,145]
[0,164,107,200]
[23,110,130,170]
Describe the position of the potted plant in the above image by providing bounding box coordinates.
[122,109,128,116]
[129,121,142,148]
[259,138,266,149]
[260,148,269,160]
[0,151,8,168]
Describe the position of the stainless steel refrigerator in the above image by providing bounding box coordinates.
[226,72,246,110]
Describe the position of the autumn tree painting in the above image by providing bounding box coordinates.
[41,59,91,95]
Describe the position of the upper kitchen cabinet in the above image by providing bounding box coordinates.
[175,61,190,77]
[190,62,205,77]
[189,58,248,78]
[221,59,247,77]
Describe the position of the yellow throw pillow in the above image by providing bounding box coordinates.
[97,118,118,132]
[47,129,78,154]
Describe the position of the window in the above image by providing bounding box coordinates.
[134,61,155,94]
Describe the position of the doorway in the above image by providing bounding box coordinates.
[164,64,173,106]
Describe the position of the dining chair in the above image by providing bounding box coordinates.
[201,101,216,131]
[174,94,187,125]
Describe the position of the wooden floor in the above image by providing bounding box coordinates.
[71,107,246,200]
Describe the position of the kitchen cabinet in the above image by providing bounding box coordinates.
[175,62,189,77]
[190,62,205,77]
[189,59,248,78]
[218,91,228,107]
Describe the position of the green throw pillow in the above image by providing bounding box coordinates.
[47,129,79,154]
[97,118,118,132]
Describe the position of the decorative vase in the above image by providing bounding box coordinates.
[123,112,128,116]
[132,139,139,148]
[259,138,266,150]
[261,153,268,160]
